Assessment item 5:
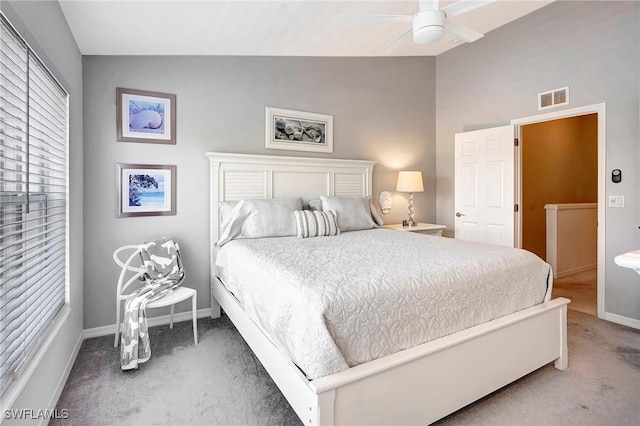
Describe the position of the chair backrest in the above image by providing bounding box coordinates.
[113,238,185,299]
[113,245,146,299]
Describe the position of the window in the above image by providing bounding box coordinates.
[0,13,69,395]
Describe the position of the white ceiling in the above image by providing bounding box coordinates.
[58,0,554,57]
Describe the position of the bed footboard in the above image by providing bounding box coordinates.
[310,297,569,425]
[211,276,569,425]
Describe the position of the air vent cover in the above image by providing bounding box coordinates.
[538,86,569,110]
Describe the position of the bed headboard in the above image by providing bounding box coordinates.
[205,152,376,264]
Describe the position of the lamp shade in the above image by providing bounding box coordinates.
[396,171,424,193]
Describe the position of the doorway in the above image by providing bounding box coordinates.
[513,103,606,319]
[520,114,598,315]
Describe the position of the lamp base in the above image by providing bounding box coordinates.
[407,192,417,227]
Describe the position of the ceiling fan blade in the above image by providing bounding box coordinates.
[442,0,496,18]
[335,14,413,24]
[444,20,484,42]
[383,27,413,54]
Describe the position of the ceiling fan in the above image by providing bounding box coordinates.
[338,0,495,53]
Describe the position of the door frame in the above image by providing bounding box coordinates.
[511,103,606,319]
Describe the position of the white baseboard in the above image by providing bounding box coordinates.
[83,308,211,339]
[555,264,596,279]
[39,331,84,426]
[603,311,640,330]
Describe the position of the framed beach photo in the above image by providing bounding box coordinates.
[116,88,176,144]
[265,107,333,153]
[117,164,176,217]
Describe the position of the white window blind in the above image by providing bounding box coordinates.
[0,13,68,396]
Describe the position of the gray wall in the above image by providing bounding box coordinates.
[1,0,84,419]
[435,1,640,320]
[82,56,436,329]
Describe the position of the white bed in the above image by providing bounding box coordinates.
[206,152,569,425]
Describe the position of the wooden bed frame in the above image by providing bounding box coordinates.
[206,151,569,425]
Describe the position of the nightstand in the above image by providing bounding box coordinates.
[383,223,446,236]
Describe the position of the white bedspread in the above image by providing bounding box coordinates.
[215,229,551,379]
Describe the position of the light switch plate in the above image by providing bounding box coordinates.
[608,195,625,207]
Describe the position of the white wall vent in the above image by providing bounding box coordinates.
[538,86,569,110]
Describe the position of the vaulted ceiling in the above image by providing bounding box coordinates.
[59,0,554,56]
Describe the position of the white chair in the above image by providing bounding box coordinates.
[113,244,198,348]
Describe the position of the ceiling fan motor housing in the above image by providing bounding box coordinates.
[413,10,445,44]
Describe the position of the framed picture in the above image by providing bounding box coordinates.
[116,164,176,217]
[116,88,176,144]
[265,107,333,153]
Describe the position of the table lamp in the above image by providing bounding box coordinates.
[396,171,424,227]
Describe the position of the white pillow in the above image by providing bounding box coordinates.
[320,196,377,232]
[219,200,239,223]
[217,197,303,246]
[294,210,340,238]
[369,201,384,226]
[310,197,383,226]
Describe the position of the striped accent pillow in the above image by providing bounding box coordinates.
[294,210,340,238]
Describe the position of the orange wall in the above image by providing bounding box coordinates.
[521,114,598,260]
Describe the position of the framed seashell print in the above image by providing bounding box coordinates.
[116,88,176,144]
[265,107,333,153]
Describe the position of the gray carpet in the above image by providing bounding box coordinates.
[51,316,299,425]
[52,310,639,425]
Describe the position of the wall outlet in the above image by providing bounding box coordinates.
[608,195,625,208]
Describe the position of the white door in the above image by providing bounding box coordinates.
[454,125,515,247]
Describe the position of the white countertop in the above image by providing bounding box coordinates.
[614,250,640,271]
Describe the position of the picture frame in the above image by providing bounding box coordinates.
[116,88,176,144]
[116,164,176,217]
[265,107,333,153]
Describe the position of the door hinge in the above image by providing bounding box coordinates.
[514,138,519,147]
[514,204,519,212]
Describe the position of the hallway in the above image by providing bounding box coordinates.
[552,269,597,316]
